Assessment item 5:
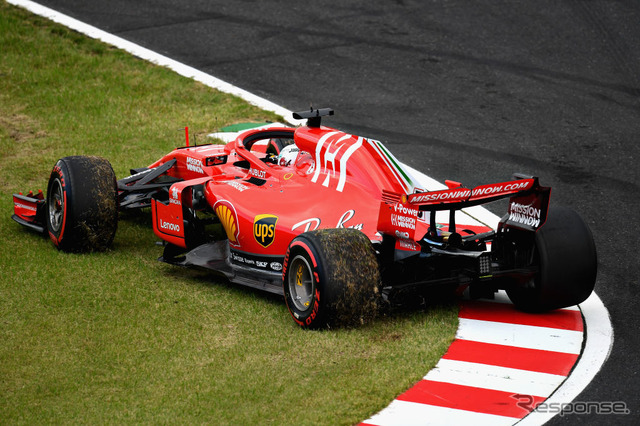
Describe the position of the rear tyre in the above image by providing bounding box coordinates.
[505,206,597,312]
[283,229,380,329]
[46,156,118,252]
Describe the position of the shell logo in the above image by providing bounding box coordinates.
[214,200,240,246]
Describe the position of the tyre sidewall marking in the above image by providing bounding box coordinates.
[48,163,69,246]
[283,239,323,327]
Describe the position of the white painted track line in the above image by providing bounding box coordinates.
[6,0,304,126]
[518,292,614,425]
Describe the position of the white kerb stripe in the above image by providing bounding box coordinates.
[363,399,518,426]
[456,318,583,354]
[517,292,614,425]
[424,359,567,396]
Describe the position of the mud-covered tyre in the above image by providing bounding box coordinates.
[46,156,118,252]
[283,228,381,329]
[506,206,597,312]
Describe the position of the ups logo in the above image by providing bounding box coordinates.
[253,214,278,248]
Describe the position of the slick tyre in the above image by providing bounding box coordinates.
[283,229,381,329]
[506,206,597,312]
[46,156,118,252]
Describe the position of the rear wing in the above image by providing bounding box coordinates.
[408,176,540,210]
[378,174,551,239]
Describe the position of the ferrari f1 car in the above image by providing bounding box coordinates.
[12,108,597,328]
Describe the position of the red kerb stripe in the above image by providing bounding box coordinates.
[459,300,583,331]
[397,380,545,419]
[442,339,579,376]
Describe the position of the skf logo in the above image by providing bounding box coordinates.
[254,214,278,248]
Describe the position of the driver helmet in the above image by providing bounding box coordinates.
[277,144,300,167]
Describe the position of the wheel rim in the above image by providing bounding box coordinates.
[288,255,314,312]
[48,178,64,232]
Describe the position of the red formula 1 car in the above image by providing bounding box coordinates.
[12,108,597,328]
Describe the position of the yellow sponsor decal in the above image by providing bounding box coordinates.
[215,201,239,246]
[253,214,278,248]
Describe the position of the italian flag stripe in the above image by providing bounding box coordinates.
[367,139,415,193]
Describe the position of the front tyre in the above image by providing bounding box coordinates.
[46,156,118,252]
[283,229,381,329]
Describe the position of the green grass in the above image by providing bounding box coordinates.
[0,2,458,424]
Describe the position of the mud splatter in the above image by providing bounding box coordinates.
[313,228,381,328]
[57,156,118,252]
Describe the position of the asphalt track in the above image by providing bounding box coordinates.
[11,1,640,424]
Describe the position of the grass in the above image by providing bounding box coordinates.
[0,2,459,424]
